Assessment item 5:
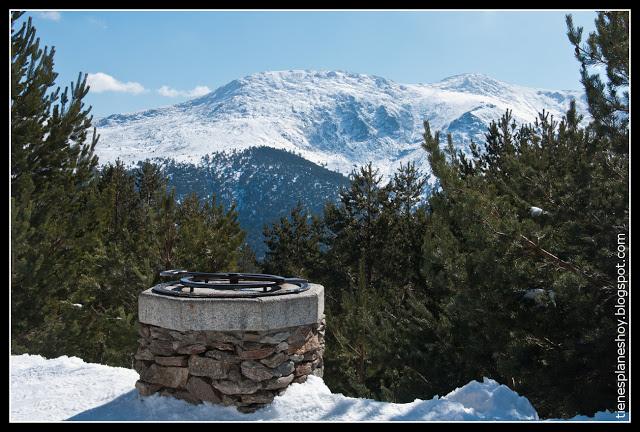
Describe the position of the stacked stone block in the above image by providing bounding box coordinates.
[134,318,325,413]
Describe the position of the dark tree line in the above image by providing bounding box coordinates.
[261,12,628,418]
[11,10,628,419]
[11,12,249,367]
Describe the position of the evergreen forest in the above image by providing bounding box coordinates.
[10,11,629,418]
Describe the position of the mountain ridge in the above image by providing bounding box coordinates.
[94,70,587,179]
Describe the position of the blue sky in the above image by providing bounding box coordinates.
[18,10,598,118]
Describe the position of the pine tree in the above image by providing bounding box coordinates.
[11,13,251,366]
[262,201,324,279]
[135,161,169,277]
[175,193,245,272]
[237,243,260,273]
[566,12,629,150]
[307,162,432,402]
[11,12,100,352]
[416,11,629,417]
[38,161,149,367]
[158,188,179,270]
[94,161,151,310]
[136,161,166,207]
[324,163,388,292]
[380,162,428,292]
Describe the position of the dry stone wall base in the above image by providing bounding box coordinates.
[134,317,325,413]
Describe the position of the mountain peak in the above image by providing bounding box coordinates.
[94,69,587,178]
[440,72,497,81]
[432,73,511,94]
[240,69,393,87]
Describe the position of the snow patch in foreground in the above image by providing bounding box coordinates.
[10,354,138,422]
[8,354,621,422]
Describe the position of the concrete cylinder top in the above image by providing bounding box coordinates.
[138,283,325,332]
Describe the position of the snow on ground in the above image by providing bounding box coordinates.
[10,354,139,422]
[9,354,624,422]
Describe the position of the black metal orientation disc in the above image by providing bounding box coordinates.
[152,271,310,298]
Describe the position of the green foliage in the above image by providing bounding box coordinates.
[418,105,625,417]
[412,13,628,417]
[11,11,100,350]
[158,146,349,258]
[11,10,627,420]
[262,201,324,279]
[566,12,629,147]
[237,243,260,273]
[10,13,251,367]
[175,193,245,272]
[261,11,628,419]
[262,162,430,401]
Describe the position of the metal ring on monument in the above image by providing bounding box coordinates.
[152,270,310,298]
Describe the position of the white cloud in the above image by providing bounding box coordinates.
[87,73,145,94]
[188,86,211,97]
[158,85,211,98]
[38,11,61,21]
[87,17,108,29]
[157,86,181,97]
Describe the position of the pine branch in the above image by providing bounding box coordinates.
[517,234,581,274]
[479,213,614,293]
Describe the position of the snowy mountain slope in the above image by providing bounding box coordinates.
[10,354,623,422]
[95,70,587,179]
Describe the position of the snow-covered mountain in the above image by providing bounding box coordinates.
[94,70,587,179]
